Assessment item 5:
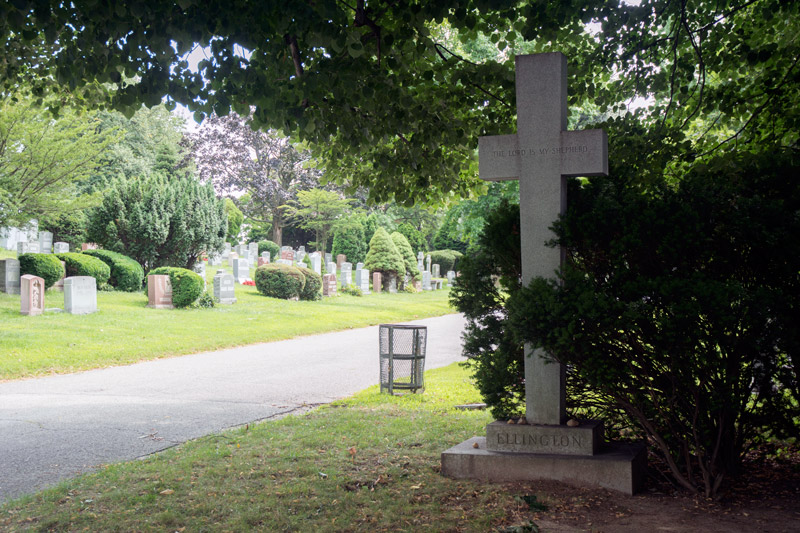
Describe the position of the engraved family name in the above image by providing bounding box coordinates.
[496,432,584,448]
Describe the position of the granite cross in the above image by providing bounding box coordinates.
[478,52,608,426]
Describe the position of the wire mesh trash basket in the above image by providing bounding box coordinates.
[379,324,427,394]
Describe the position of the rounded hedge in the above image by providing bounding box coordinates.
[429,249,463,273]
[56,252,111,286]
[18,253,65,289]
[146,267,205,308]
[258,240,280,259]
[81,249,144,291]
[255,263,305,299]
[296,265,322,301]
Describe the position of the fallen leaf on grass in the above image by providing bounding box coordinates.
[159,489,174,495]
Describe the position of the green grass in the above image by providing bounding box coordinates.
[0,256,454,380]
[0,363,540,532]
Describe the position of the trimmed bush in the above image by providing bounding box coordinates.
[429,249,462,273]
[391,231,421,281]
[258,240,280,259]
[82,249,144,291]
[146,267,204,308]
[18,253,65,289]
[332,224,367,265]
[364,227,405,280]
[255,263,306,299]
[296,265,322,301]
[56,252,111,286]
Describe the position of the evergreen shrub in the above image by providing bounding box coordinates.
[82,249,145,291]
[296,266,322,301]
[364,228,405,285]
[332,224,367,265]
[429,250,462,273]
[255,263,305,299]
[391,231,420,281]
[396,222,426,255]
[258,240,280,259]
[146,267,204,308]
[18,253,65,289]
[56,252,111,285]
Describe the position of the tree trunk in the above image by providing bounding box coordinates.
[272,212,283,246]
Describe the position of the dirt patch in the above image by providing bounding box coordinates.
[496,445,800,533]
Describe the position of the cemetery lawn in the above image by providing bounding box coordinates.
[0,284,454,381]
[3,363,798,533]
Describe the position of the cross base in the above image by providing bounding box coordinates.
[485,419,604,456]
[441,436,646,495]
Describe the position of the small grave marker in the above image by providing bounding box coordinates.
[20,274,45,316]
[64,276,97,315]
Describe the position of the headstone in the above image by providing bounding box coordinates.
[146,274,174,309]
[38,231,53,254]
[432,264,440,278]
[298,246,306,253]
[0,227,14,250]
[64,276,97,315]
[372,272,382,293]
[281,245,292,252]
[223,242,232,258]
[425,254,432,273]
[310,254,321,275]
[322,273,337,296]
[193,262,206,278]
[261,251,271,262]
[442,53,643,496]
[447,270,456,285]
[387,275,397,293]
[20,274,45,316]
[417,251,424,263]
[280,249,294,262]
[355,268,370,295]
[257,257,270,267]
[422,271,432,291]
[81,243,99,251]
[53,242,70,254]
[233,258,250,283]
[326,262,337,275]
[236,244,248,258]
[248,242,258,263]
[325,253,332,265]
[336,254,346,269]
[413,280,422,291]
[339,262,352,287]
[356,262,364,271]
[276,259,293,266]
[296,251,306,264]
[209,254,222,267]
[25,219,38,242]
[0,258,21,294]
[213,269,237,304]
[17,241,40,255]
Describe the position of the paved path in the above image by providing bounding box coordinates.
[0,314,466,503]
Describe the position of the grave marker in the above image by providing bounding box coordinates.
[38,231,53,254]
[339,262,352,287]
[0,258,21,294]
[64,276,97,315]
[146,274,174,309]
[213,269,237,304]
[53,242,70,254]
[233,258,250,283]
[20,274,45,316]
[322,273,337,296]
[372,272,382,293]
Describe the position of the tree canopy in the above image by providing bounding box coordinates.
[4,1,796,203]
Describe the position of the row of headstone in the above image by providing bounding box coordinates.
[0,221,38,251]
[18,274,97,316]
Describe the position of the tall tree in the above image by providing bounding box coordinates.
[282,189,354,253]
[0,94,113,228]
[191,113,318,246]
[8,1,796,202]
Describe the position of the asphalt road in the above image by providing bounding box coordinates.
[0,313,467,503]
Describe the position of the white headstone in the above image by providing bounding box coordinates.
[0,258,20,294]
[64,276,97,315]
[310,254,321,275]
[478,53,608,425]
[53,242,70,254]
[432,264,440,278]
[193,262,206,278]
[248,242,258,263]
[355,268,370,295]
[223,242,231,258]
[261,251,271,262]
[326,262,337,275]
[17,241,40,255]
[325,253,332,264]
[38,231,53,254]
[298,246,306,253]
[446,270,456,285]
[233,258,250,283]
[425,254,432,272]
[213,269,237,304]
[422,271,432,291]
[339,262,352,287]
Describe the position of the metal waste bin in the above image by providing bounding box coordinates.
[379,324,427,394]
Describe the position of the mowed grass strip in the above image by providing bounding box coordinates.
[0,264,454,380]
[0,364,534,532]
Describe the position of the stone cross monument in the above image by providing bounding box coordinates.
[442,53,644,495]
[478,52,607,426]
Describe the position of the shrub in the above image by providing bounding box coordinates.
[146,266,205,308]
[255,263,305,299]
[296,265,322,301]
[429,249,463,273]
[364,227,405,284]
[391,231,421,281]
[340,284,362,296]
[18,253,65,289]
[332,223,367,265]
[56,252,111,286]
[193,291,215,308]
[82,249,144,291]
[396,222,426,255]
[258,240,280,259]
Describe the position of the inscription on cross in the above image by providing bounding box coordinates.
[478,53,608,426]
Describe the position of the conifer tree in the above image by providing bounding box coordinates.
[391,231,420,283]
[364,227,405,288]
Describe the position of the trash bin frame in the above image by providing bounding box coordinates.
[379,324,427,394]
